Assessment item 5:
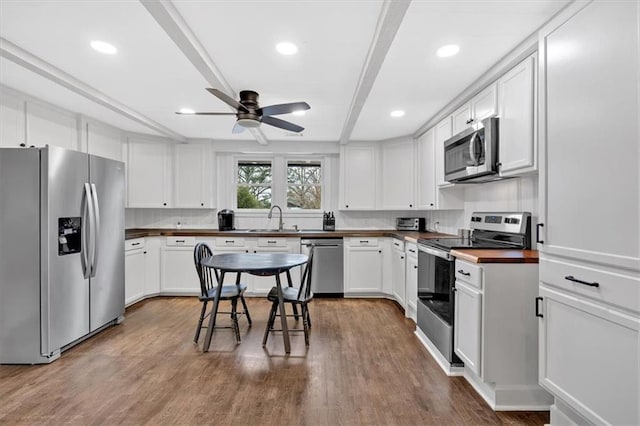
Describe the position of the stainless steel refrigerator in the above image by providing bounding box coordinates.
[0,145,125,364]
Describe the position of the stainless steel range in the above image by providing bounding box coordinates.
[416,212,532,367]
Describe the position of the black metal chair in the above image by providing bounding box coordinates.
[262,246,315,347]
[193,242,252,345]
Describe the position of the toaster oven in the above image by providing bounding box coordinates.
[396,217,426,231]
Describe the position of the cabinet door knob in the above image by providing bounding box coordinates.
[409,204,413,208]
[163,202,167,206]
[201,203,204,206]
[400,256,404,260]
[345,204,349,208]
[378,250,382,253]
[414,265,417,269]
[429,203,434,207]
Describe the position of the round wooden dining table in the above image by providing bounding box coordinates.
[201,253,308,353]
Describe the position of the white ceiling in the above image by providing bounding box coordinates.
[0,0,569,144]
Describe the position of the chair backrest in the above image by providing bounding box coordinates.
[193,242,218,296]
[297,245,315,301]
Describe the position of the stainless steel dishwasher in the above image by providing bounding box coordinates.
[300,238,344,296]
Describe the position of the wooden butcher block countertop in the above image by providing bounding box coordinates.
[450,249,539,264]
[125,228,457,242]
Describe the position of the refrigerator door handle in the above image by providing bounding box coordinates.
[90,183,100,277]
[82,183,93,279]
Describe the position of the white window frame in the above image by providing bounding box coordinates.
[285,157,324,213]
[234,157,274,212]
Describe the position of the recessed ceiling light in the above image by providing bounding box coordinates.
[390,110,405,118]
[292,110,306,116]
[437,44,460,58]
[276,42,298,55]
[90,40,118,55]
[179,108,195,114]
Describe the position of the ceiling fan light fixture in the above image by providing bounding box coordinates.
[90,40,118,55]
[276,42,298,55]
[292,110,306,116]
[437,44,460,58]
[390,110,405,118]
[237,118,261,128]
[179,108,195,114]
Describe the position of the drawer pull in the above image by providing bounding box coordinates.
[409,249,416,253]
[535,297,543,318]
[267,240,277,244]
[565,275,599,287]
[536,223,544,244]
[458,269,471,276]
[176,240,185,243]
[394,242,400,247]
[360,240,369,244]
[225,240,235,244]
[131,242,140,246]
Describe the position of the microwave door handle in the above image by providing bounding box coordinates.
[469,133,480,166]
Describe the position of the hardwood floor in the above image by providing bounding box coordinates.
[0,297,549,425]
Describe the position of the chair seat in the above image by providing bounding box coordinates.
[201,283,248,301]
[267,286,313,303]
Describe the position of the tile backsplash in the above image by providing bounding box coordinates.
[126,176,537,236]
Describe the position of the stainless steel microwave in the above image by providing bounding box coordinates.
[444,117,498,183]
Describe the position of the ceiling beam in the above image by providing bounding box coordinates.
[339,0,411,145]
[140,0,269,145]
[0,37,186,142]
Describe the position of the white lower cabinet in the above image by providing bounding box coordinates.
[454,280,482,375]
[454,259,552,410]
[344,238,383,294]
[390,239,406,307]
[404,242,418,321]
[539,284,639,425]
[125,238,146,306]
[160,237,200,295]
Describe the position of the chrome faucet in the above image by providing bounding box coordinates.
[267,205,283,231]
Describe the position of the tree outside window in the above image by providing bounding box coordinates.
[287,161,321,209]
[237,161,272,209]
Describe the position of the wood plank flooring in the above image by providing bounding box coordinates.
[0,297,549,425]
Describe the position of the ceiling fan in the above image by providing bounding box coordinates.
[176,88,310,133]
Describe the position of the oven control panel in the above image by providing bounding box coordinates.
[469,212,530,234]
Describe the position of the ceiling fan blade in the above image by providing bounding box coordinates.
[175,111,236,115]
[258,102,310,116]
[261,116,304,133]
[232,123,246,134]
[206,88,249,112]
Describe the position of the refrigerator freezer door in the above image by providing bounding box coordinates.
[89,155,125,331]
[41,146,90,354]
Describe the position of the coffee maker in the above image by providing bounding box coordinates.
[217,209,235,231]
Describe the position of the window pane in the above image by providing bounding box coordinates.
[237,185,271,209]
[287,185,321,209]
[287,161,321,184]
[238,161,272,183]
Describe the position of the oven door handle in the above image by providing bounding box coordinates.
[418,244,451,260]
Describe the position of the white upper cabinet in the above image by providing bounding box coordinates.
[538,0,639,270]
[340,145,377,210]
[381,139,415,210]
[127,139,171,208]
[174,143,213,209]
[498,54,537,176]
[452,84,498,135]
[0,90,25,148]
[86,122,123,162]
[26,101,78,150]
[434,116,452,187]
